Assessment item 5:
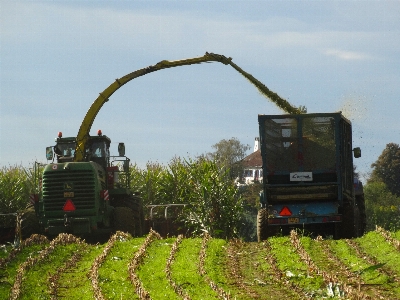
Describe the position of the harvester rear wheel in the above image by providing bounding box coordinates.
[257,208,268,242]
[112,207,135,236]
[121,195,144,236]
[129,195,144,236]
[21,206,41,239]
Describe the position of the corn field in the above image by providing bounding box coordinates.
[0,226,400,299]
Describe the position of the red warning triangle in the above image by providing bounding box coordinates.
[63,199,76,212]
[279,206,292,216]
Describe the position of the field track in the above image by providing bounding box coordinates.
[1,226,400,299]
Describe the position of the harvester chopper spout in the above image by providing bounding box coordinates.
[74,52,300,162]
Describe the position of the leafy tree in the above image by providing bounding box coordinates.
[204,137,250,179]
[369,143,400,197]
[364,181,400,231]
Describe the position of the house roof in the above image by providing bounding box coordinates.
[241,149,262,168]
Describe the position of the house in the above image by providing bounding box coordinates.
[239,137,263,185]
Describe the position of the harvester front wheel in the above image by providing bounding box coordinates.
[257,208,268,242]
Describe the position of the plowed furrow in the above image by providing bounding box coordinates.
[290,231,370,299]
[346,239,398,281]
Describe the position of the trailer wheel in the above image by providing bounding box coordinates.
[356,194,367,236]
[112,207,135,236]
[257,208,268,242]
[335,201,360,239]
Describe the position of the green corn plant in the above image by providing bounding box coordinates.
[129,157,243,239]
[0,166,37,228]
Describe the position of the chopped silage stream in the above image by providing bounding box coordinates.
[1,228,400,299]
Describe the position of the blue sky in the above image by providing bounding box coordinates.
[1,1,399,181]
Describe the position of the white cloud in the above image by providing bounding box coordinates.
[324,49,372,61]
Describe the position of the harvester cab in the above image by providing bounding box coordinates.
[28,129,144,239]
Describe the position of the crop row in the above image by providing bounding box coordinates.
[1,227,400,299]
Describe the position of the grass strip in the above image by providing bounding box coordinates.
[356,231,400,297]
[99,236,145,299]
[56,244,104,299]
[268,235,325,298]
[10,233,81,299]
[328,239,388,285]
[128,229,161,299]
[0,235,49,269]
[21,243,80,299]
[358,231,400,275]
[137,238,179,299]
[376,226,400,250]
[228,239,301,299]
[172,237,218,299]
[48,242,88,299]
[291,232,365,299]
[165,235,191,299]
[392,229,400,241]
[89,231,131,300]
[328,238,396,299]
[0,243,45,299]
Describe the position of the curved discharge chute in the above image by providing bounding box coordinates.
[74,52,300,162]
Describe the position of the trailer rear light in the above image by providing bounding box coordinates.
[63,199,76,212]
[279,206,292,216]
[322,216,341,222]
[268,218,288,224]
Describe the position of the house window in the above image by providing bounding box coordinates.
[244,169,253,177]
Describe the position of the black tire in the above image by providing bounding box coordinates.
[129,195,144,236]
[21,206,41,239]
[257,208,268,242]
[112,194,145,237]
[112,207,135,236]
[335,201,359,239]
[356,194,367,236]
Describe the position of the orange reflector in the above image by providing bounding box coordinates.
[279,206,292,216]
[63,199,76,212]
